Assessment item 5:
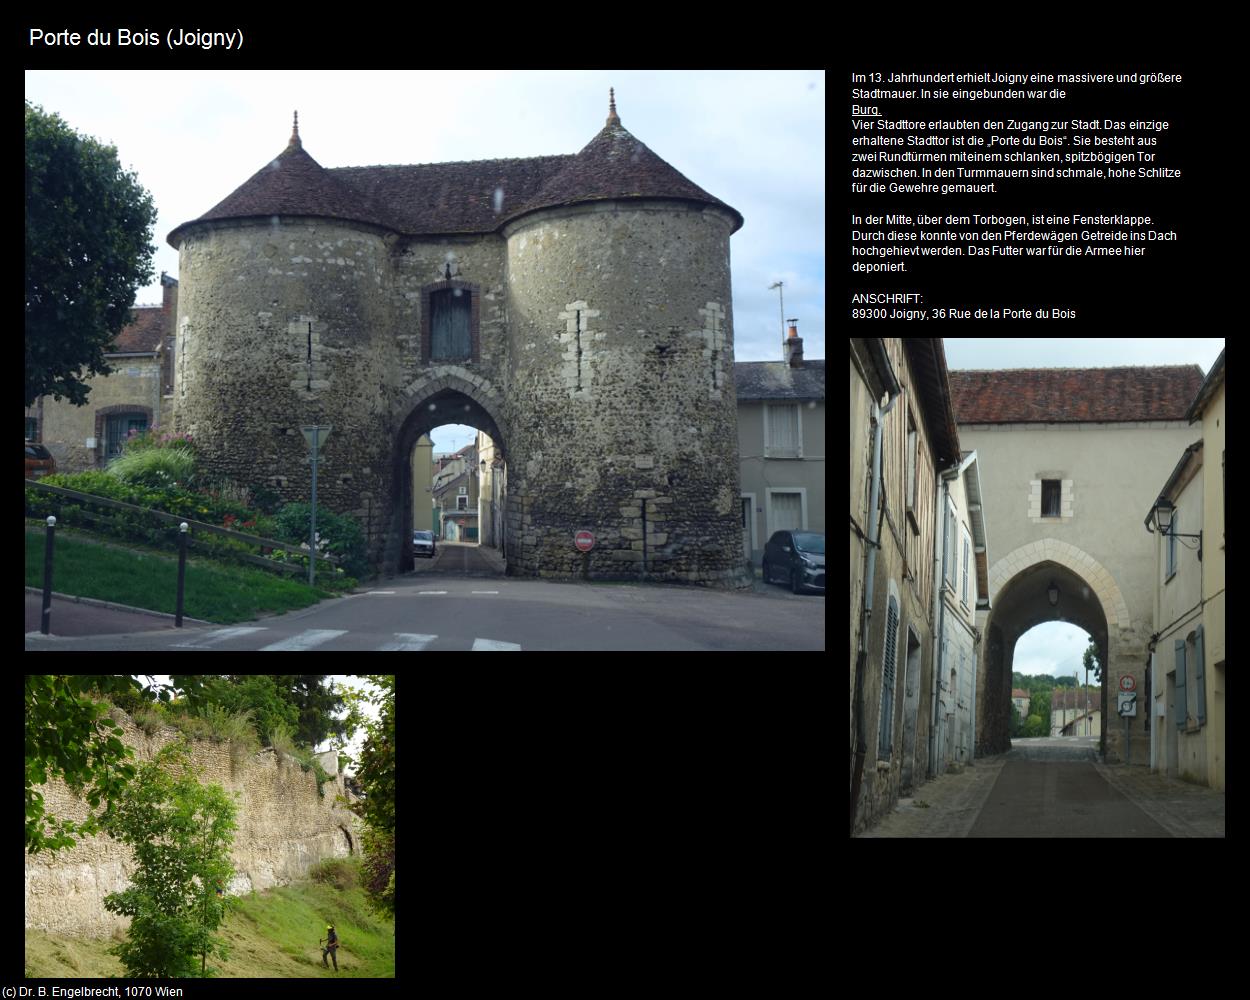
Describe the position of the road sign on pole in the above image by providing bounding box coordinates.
[301,426,332,586]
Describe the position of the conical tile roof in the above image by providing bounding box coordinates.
[168,118,394,247]
[516,104,743,232]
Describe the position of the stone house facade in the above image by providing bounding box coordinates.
[26,273,177,471]
[166,94,749,584]
[1147,349,1225,790]
[933,448,990,774]
[850,338,963,835]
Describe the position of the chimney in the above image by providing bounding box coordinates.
[783,318,803,368]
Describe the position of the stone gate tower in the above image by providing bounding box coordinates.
[168,94,750,584]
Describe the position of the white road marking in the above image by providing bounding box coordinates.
[472,638,522,651]
[418,591,448,595]
[172,626,267,648]
[377,633,438,651]
[471,591,500,595]
[259,629,349,651]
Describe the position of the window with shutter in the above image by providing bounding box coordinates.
[431,288,472,360]
[1174,639,1187,729]
[878,595,899,759]
[1193,625,1206,725]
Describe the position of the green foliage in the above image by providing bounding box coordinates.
[349,676,395,919]
[25,675,139,855]
[308,858,359,891]
[25,101,158,408]
[198,677,300,751]
[101,740,239,978]
[272,503,368,578]
[267,721,298,758]
[107,445,197,490]
[1023,714,1047,737]
[197,705,260,765]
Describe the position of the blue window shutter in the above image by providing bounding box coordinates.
[1194,626,1206,725]
[1174,639,1187,729]
[879,596,899,758]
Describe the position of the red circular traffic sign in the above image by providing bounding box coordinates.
[1119,675,1136,692]
[574,530,595,552]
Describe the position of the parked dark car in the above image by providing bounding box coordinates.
[762,530,825,594]
[25,441,56,480]
[412,529,437,559]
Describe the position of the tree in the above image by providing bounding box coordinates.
[25,101,157,407]
[102,740,238,978]
[25,675,140,855]
[1083,640,1102,684]
[349,676,395,918]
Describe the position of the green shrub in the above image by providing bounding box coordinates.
[107,446,197,489]
[308,858,359,890]
[272,503,368,578]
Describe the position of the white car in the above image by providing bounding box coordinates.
[411,529,437,558]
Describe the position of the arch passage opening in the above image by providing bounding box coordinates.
[391,385,509,575]
[338,823,354,856]
[979,560,1109,758]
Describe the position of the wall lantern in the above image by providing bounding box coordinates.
[1047,580,1059,607]
[1147,496,1203,561]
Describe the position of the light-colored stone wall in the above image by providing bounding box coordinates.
[25,708,362,940]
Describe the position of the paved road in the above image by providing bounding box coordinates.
[26,570,824,652]
[968,751,1172,838]
[859,737,1224,838]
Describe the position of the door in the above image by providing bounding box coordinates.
[900,627,922,790]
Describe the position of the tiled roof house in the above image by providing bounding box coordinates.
[948,366,1205,424]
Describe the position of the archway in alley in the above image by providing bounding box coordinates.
[1010,620,1100,739]
[977,539,1130,758]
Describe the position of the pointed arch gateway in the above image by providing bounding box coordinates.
[976,539,1127,757]
[386,371,511,574]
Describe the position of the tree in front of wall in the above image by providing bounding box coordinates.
[102,740,238,978]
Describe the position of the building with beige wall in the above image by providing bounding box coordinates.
[1146,349,1224,790]
[950,366,1204,764]
[26,274,177,471]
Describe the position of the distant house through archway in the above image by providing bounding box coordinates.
[977,541,1124,757]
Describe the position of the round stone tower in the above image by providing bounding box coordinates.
[168,96,750,585]
[501,92,749,584]
[168,115,401,550]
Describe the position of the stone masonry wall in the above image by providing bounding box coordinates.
[503,201,749,585]
[24,708,363,939]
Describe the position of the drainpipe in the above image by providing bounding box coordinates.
[931,451,976,777]
[850,381,901,835]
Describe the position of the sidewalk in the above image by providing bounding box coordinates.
[1093,762,1225,838]
[856,755,1009,837]
[25,588,210,640]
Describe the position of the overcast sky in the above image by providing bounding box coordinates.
[945,337,1223,375]
[26,70,825,454]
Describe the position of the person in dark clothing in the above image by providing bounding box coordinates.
[321,923,339,970]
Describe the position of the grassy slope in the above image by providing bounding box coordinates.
[25,865,394,979]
